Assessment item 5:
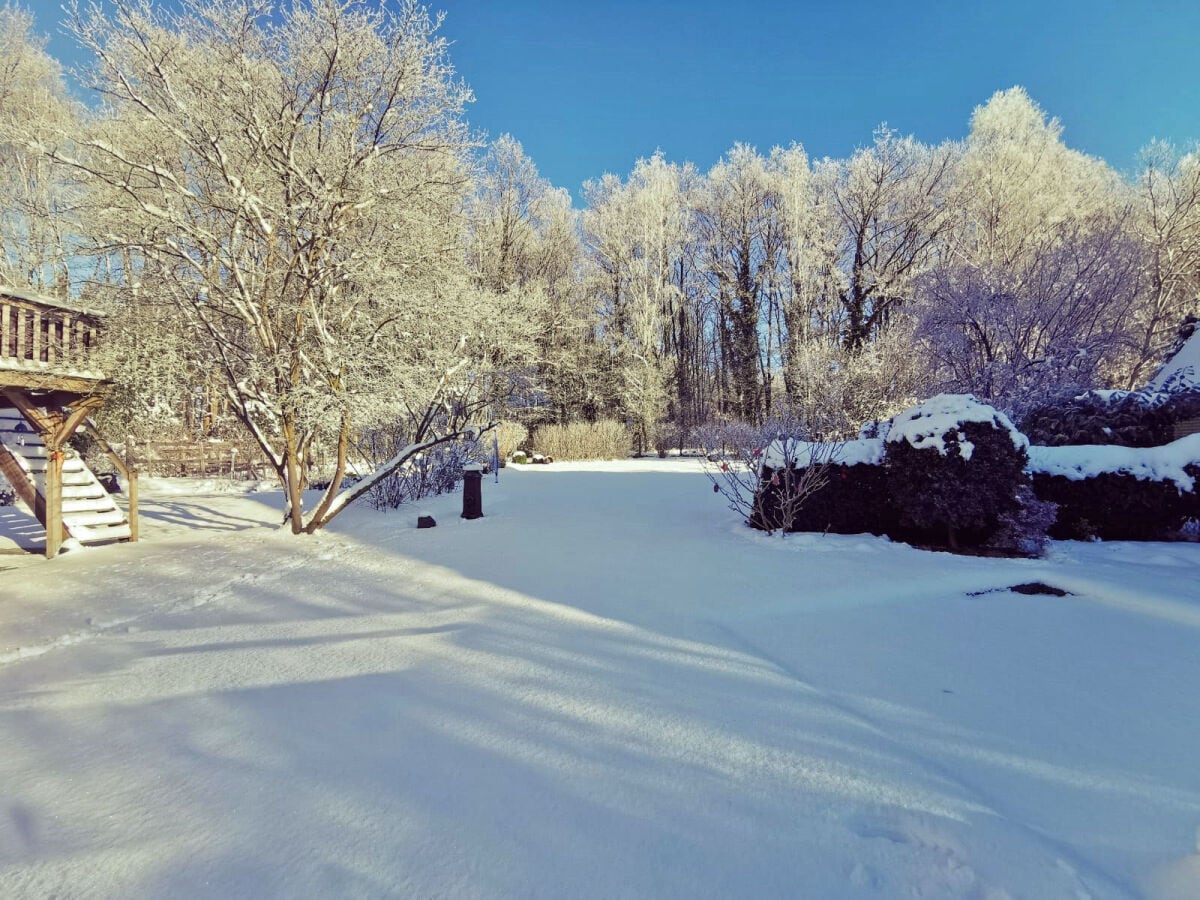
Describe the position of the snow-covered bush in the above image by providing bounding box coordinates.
[532,421,631,460]
[885,395,1030,550]
[0,473,14,507]
[1021,386,1200,449]
[1021,390,1174,448]
[693,413,841,536]
[982,485,1058,557]
[1029,436,1200,539]
[758,440,892,535]
[749,439,844,534]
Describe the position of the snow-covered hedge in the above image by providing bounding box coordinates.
[1021,389,1175,448]
[755,396,1033,552]
[1021,386,1200,449]
[752,394,1200,549]
[1028,434,1200,539]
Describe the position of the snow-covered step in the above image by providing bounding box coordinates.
[3,442,48,460]
[63,496,116,514]
[62,508,127,528]
[67,522,132,544]
[63,484,108,500]
[0,404,130,548]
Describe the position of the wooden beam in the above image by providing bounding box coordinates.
[15,307,25,358]
[82,417,129,478]
[127,469,139,543]
[0,369,111,396]
[1,389,55,441]
[44,449,63,558]
[53,397,104,448]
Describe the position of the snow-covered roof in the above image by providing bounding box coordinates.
[761,438,884,469]
[1147,323,1200,392]
[886,393,1027,459]
[1028,433,1200,490]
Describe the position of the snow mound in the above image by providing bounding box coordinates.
[1028,432,1200,489]
[886,394,1027,460]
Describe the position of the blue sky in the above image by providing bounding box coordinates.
[30,0,1200,198]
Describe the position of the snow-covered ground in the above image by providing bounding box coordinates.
[1,460,1198,898]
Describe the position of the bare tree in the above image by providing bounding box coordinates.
[694,415,839,536]
[47,0,494,533]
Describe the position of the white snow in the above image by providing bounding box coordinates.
[1028,433,1200,489]
[1,460,1199,898]
[886,394,1028,458]
[761,437,884,469]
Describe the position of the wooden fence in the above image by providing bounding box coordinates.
[128,439,269,479]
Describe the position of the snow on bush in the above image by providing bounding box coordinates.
[886,393,1027,459]
[1028,434,1200,540]
[1028,433,1200,490]
[885,395,1030,551]
[760,438,884,470]
[1020,389,1176,448]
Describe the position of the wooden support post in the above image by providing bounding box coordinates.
[45,449,63,559]
[128,469,139,542]
[31,310,41,362]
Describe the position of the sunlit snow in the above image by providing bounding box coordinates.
[1,461,1198,898]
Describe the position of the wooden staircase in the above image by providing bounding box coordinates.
[0,407,132,546]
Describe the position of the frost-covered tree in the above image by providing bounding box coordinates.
[51,0,483,533]
[585,153,699,447]
[1122,142,1200,387]
[824,127,957,350]
[696,144,782,421]
[466,135,596,425]
[917,88,1140,411]
[0,4,84,292]
[767,144,842,383]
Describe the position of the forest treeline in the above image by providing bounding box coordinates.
[2,0,1197,486]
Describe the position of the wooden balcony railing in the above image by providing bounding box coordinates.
[0,287,104,375]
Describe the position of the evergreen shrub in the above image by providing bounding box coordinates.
[1031,468,1199,540]
[773,461,893,535]
[885,397,1029,550]
[1021,390,1173,448]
